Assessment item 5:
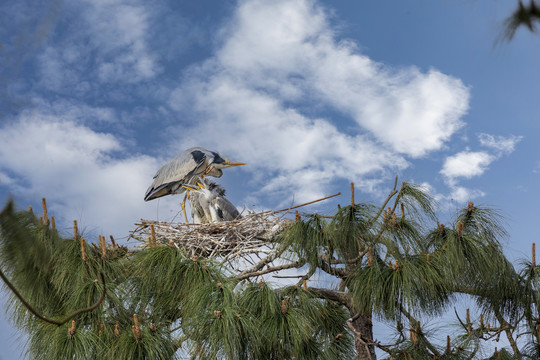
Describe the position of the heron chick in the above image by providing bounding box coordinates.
[144,147,245,223]
[185,178,241,223]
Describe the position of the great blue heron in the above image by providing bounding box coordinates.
[144,147,245,222]
[186,178,241,223]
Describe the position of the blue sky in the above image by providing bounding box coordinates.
[0,0,539,358]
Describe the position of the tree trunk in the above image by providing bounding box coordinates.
[350,312,376,360]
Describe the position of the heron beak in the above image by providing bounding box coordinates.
[182,185,198,191]
[224,161,246,167]
[196,182,206,189]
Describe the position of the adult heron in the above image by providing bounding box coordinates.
[186,178,241,223]
[144,147,245,222]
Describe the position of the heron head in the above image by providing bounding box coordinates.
[213,157,246,169]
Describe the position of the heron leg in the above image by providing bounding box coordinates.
[181,192,190,228]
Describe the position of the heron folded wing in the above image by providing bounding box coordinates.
[144,181,185,201]
[212,197,241,221]
[150,148,210,185]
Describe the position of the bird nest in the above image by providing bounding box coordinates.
[130,211,291,261]
[130,193,340,261]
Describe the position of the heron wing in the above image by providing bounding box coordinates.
[144,147,214,201]
[212,196,240,221]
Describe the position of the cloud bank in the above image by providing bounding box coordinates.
[170,0,470,203]
[0,108,175,238]
[439,133,522,203]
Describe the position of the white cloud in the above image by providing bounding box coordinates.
[170,75,408,204]
[30,97,117,124]
[0,172,16,187]
[83,0,159,82]
[169,0,469,204]
[38,46,81,92]
[440,151,494,181]
[0,110,178,239]
[440,133,522,195]
[215,0,469,158]
[34,0,160,90]
[437,133,522,203]
[347,69,468,157]
[419,182,485,211]
[447,186,485,204]
[478,133,522,154]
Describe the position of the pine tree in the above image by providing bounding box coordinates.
[1,180,539,359]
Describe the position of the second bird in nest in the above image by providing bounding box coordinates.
[185,178,241,224]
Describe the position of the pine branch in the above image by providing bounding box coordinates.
[319,257,347,278]
[344,320,374,360]
[454,307,470,333]
[320,252,347,265]
[367,175,399,227]
[399,305,441,357]
[345,248,369,266]
[307,287,348,306]
[454,307,515,343]
[236,243,288,278]
[0,268,106,326]
[296,264,317,287]
[362,177,400,251]
[234,260,305,280]
[345,320,393,358]
[494,307,521,357]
